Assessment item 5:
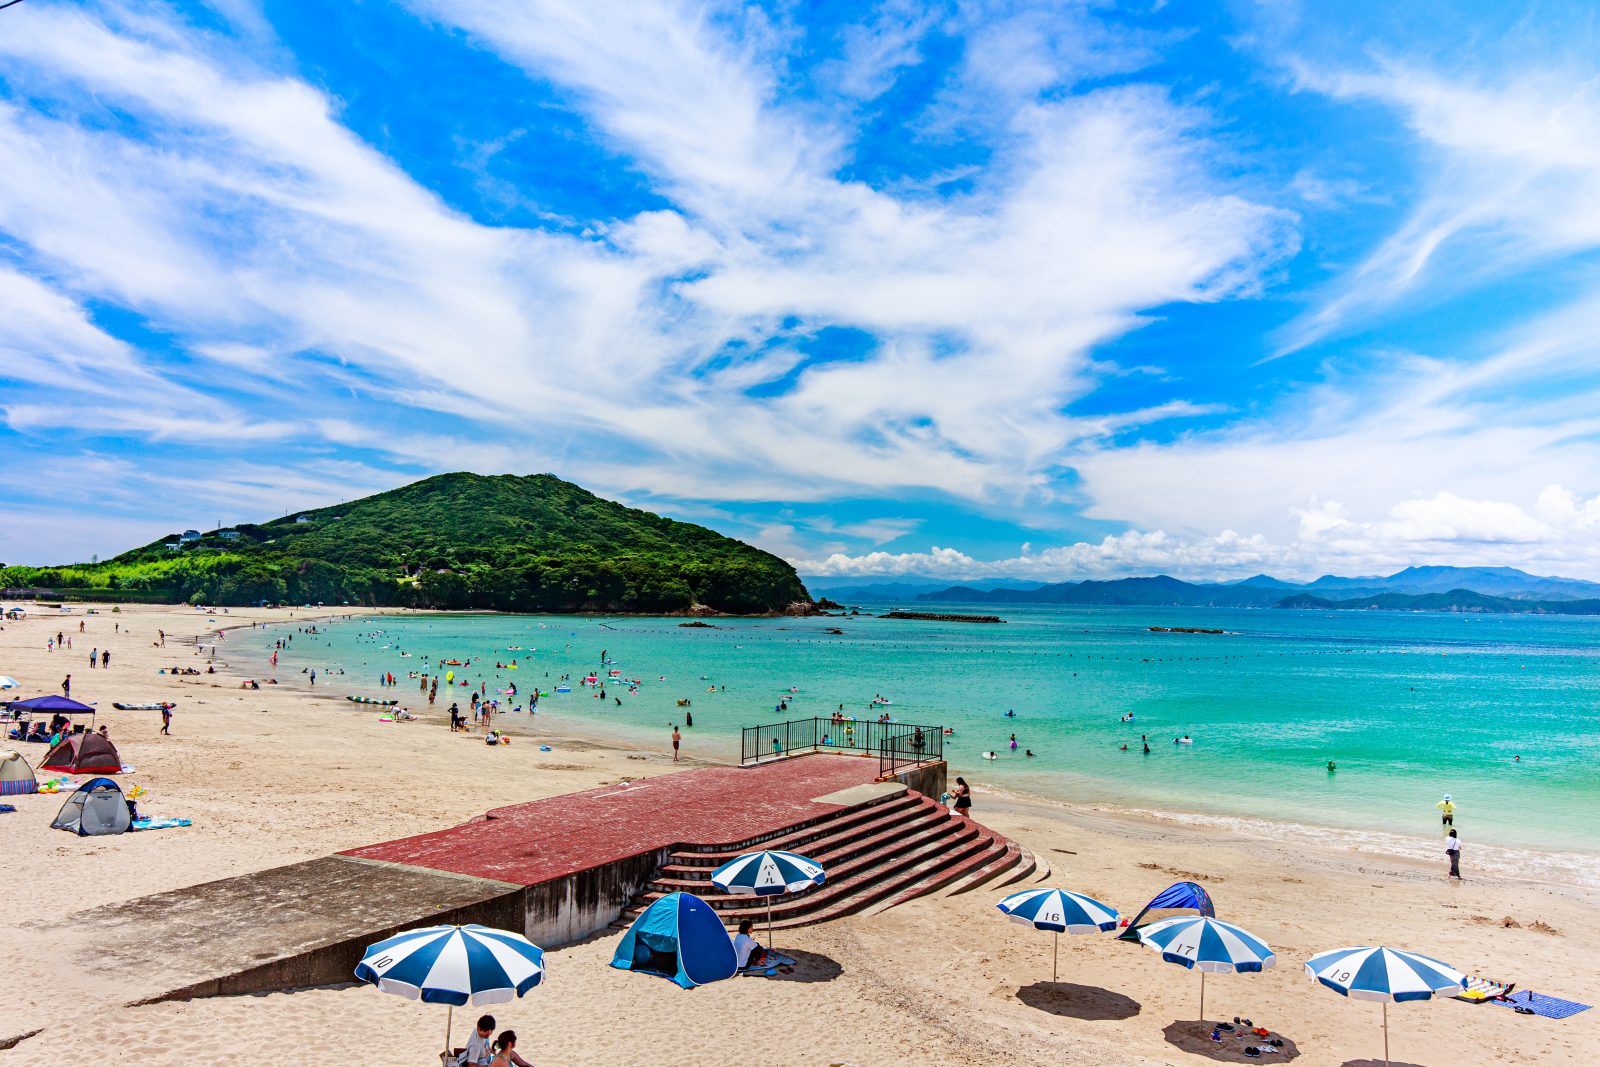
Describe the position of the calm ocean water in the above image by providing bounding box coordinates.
[232,605,1600,876]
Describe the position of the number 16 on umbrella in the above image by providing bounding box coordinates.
[996,888,1120,983]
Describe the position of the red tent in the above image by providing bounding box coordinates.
[41,733,122,775]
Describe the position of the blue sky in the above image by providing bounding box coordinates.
[4,1,1600,580]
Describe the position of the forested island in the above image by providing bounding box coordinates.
[0,473,811,614]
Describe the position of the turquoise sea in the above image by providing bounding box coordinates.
[231,605,1600,881]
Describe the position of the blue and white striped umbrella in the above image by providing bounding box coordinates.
[998,888,1120,933]
[1304,946,1465,1002]
[711,850,825,954]
[710,850,826,896]
[1137,916,1275,1021]
[997,887,1119,982]
[355,924,546,1059]
[1304,946,1466,1067]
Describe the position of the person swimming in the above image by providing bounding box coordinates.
[1025,749,1035,757]
[1004,709,1017,718]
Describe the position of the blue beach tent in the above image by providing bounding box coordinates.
[610,892,737,988]
[1117,880,1216,942]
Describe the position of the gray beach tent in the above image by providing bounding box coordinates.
[51,777,131,836]
[0,749,38,795]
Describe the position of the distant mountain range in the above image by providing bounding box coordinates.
[803,577,1043,602]
[869,566,1600,615]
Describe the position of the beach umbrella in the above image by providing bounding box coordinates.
[1136,916,1276,1022]
[0,677,19,689]
[1304,946,1465,1067]
[710,849,825,952]
[354,924,545,1060]
[996,887,1119,982]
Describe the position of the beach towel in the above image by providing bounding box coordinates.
[130,816,191,831]
[1458,976,1515,1002]
[740,951,797,977]
[0,804,15,814]
[1493,990,1590,1019]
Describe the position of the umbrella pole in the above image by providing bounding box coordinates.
[767,898,775,956]
[443,1003,454,1065]
[1052,932,1059,983]
[1199,971,1206,1022]
[1383,1001,1389,1067]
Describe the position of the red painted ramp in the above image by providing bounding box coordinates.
[343,754,882,886]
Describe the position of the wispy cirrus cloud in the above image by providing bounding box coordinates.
[0,0,1290,561]
[5,0,1597,582]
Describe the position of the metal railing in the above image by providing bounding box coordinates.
[741,716,944,776]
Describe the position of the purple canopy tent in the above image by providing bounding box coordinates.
[4,694,97,730]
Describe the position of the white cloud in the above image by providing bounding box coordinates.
[794,486,1600,581]
[0,0,1293,525]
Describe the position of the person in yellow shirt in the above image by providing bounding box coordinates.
[1435,794,1455,827]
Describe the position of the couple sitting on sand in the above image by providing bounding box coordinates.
[452,1015,527,1067]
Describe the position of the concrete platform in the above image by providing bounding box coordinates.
[57,754,910,1005]
[57,856,524,1003]
[345,752,885,885]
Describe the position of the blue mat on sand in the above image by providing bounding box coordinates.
[740,951,797,977]
[130,817,192,831]
[1493,990,1591,1019]
[0,804,15,814]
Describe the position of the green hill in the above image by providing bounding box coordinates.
[0,473,811,614]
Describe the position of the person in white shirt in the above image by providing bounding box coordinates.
[459,1015,533,1067]
[1445,829,1462,880]
[732,919,768,969]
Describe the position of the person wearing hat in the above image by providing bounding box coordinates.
[1435,794,1456,827]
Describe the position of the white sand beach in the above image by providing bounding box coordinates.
[2,604,1595,1065]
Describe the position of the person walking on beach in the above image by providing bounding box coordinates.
[1445,829,1462,879]
[1436,794,1455,828]
[951,776,972,817]
[102,649,110,668]
[90,648,98,669]
[62,674,71,698]
[160,705,172,735]
[671,724,682,761]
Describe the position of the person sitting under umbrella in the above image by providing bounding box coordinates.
[733,919,768,970]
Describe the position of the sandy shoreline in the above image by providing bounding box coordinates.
[2,603,1596,1065]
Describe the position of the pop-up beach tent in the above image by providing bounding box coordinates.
[610,892,737,988]
[41,732,122,775]
[1117,881,1216,942]
[51,777,131,836]
[0,749,38,795]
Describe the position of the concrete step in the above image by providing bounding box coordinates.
[625,812,987,927]
[648,796,949,893]
[664,792,921,867]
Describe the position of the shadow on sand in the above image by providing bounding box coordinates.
[1017,981,1141,1021]
[741,948,843,984]
[1161,1020,1302,1062]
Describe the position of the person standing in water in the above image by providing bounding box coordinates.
[1445,829,1462,879]
[671,724,681,762]
[1436,794,1455,828]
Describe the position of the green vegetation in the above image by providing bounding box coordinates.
[0,473,811,614]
